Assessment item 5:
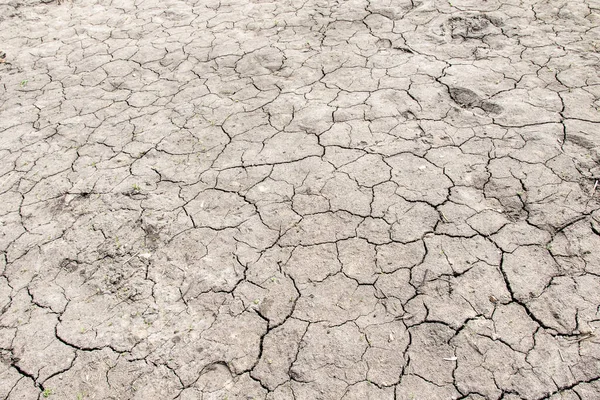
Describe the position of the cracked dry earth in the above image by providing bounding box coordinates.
[2,0,600,399]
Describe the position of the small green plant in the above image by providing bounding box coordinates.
[42,388,53,398]
[132,183,141,192]
[20,79,28,87]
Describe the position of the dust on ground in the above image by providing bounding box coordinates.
[1,0,599,398]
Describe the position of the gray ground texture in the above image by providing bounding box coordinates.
[1,0,600,398]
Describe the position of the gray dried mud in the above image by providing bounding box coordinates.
[1,0,600,399]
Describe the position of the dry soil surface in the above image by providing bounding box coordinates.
[1,0,600,399]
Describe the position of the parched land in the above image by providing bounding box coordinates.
[1,0,599,398]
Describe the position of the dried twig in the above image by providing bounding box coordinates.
[121,251,140,266]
